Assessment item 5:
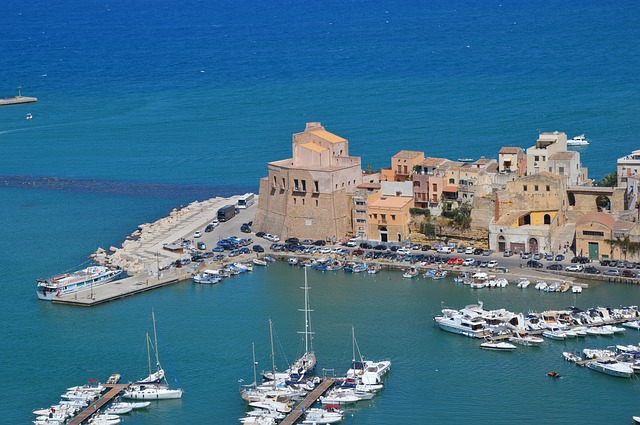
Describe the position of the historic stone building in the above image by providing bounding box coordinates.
[381,150,425,182]
[253,122,363,241]
[575,212,635,260]
[489,172,569,254]
[498,146,526,176]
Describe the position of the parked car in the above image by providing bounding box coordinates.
[479,260,489,268]
[503,250,513,257]
[533,253,543,260]
[197,242,206,250]
[422,244,432,251]
[521,252,532,259]
[373,244,387,251]
[604,269,620,276]
[526,260,543,268]
[359,242,373,249]
[205,224,215,232]
[482,249,492,256]
[565,264,584,272]
[545,253,554,261]
[313,240,326,246]
[240,223,252,233]
[622,270,637,278]
[473,248,484,255]
[252,244,264,253]
[583,265,601,274]
[193,230,202,238]
[438,246,453,254]
[546,264,562,270]
[555,254,565,261]
[465,247,474,255]
[462,258,477,267]
[487,260,498,268]
[397,248,411,255]
[255,231,266,238]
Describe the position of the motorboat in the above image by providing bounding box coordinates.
[367,263,381,274]
[191,270,222,284]
[562,351,583,363]
[319,388,362,404]
[480,339,517,351]
[88,414,121,425]
[516,278,530,289]
[253,258,268,266]
[572,285,583,293]
[542,328,566,340]
[567,134,590,146]
[583,348,616,359]
[104,404,133,415]
[302,407,344,424]
[509,332,544,346]
[402,267,419,278]
[622,320,640,330]
[288,257,298,266]
[586,358,634,378]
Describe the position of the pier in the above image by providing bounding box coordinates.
[66,383,129,425]
[279,378,336,425]
[0,95,37,106]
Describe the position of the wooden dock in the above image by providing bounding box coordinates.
[67,383,129,425]
[279,378,335,425]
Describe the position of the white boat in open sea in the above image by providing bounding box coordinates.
[567,134,590,146]
[36,265,122,300]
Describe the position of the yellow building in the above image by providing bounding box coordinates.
[381,150,425,182]
[367,182,414,243]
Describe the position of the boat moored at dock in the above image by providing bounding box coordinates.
[36,266,123,300]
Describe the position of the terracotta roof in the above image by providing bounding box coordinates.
[300,142,328,153]
[369,195,413,209]
[443,185,458,193]
[421,157,447,167]
[393,150,424,160]
[576,212,634,232]
[499,146,522,154]
[309,129,346,144]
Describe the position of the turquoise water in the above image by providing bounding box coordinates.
[2,0,640,423]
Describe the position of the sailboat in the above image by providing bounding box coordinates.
[344,326,391,386]
[287,268,316,382]
[123,310,183,400]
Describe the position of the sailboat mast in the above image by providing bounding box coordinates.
[152,309,161,370]
[352,325,356,363]
[304,268,309,355]
[269,319,276,375]
[252,342,257,388]
[146,332,152,377]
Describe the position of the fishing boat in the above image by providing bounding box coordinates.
[123,311,183,400]
[567,134,590,146]
[36,265,122,300]
[402,267,419,278]
[562,351,583,363]
[366,264,381,274]
[191,269,222,284]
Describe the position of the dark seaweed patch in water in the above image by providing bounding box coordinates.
[0,175,256,201]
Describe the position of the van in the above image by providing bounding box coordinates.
[437,246,453,254]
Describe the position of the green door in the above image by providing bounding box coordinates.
[588,242,599,260]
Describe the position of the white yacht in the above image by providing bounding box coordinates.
[434,309,491,339]
[586,358,634,378]
[36,265,122,300]
[567,134,590,146]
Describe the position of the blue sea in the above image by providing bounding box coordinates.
[1,1,639,423]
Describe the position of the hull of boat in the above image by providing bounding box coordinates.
[587,361,634,378]
[36,267,122,300]
[123,387,183,399]
[435,318,490,339]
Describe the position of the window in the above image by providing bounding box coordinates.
[449,178,455,184]
[314,181,319,192]
[356,219,366,223]
[583,230,604,237]
[273,176,277,186]
[294,179,299,191]
[302,180,306,191]
[281,177,285,188]
[523,185,528,191]
[534,185,539,191]
[356,201,365,206]
[391,214,396,221]
[559,166,565,175]
[546,185,550,191]
[315,200,318,207]
[302,198,305,205]
[535,156,539,161]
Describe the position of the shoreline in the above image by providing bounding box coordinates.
[49,194,640,306]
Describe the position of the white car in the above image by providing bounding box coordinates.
[437,246,453,254]
[264,234,280,242]
[465,247,474,255]
[462,258,476,266]
[487,260,498,268]
[397,248,411,255]
[194,230,202,238]
[565,264,584,272]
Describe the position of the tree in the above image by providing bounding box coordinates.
[595,171,617,187]
[452,201,472,230]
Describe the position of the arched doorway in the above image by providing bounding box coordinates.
[380,227,388,243]
[498,235,506,252]
[529,238,539,254]
[543,214,551,225]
